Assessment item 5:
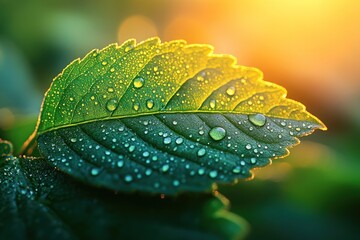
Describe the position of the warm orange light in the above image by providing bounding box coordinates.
[118,15,158,43]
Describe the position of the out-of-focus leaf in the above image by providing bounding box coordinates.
[0,139,247,240]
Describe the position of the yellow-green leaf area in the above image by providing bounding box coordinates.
[35,37,326,135]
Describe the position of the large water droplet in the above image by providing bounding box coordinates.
[70,138,77,143]
[209,99,216,109]
[133,102,140,111]
[90,168,101,176]
[209,170,218,178]
[173,180,180,186]
[248,113,266,127]
[209,127,226,141]
[124,175,133,182]
[245,144,252,150]
[175,137,184,145]
[117,161,124,168]
[107,87,114,93]
[232,166,241,173]
[197,148,206,157]
[163,137,172,145]
[106,99,118,111]
[133,77,145,89]
[226,86,236,96]
[128,145,136,152]
[161,164,170,172]
[146,99,154,109]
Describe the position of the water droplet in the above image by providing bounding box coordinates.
[105,150,111,156]
[125,45,134,52]
[209,170,218,178]
[198,130,204,135]
[70,138,77,143]
[161,164,170,172]
[102,61,107,66]
[124,175,133,182]
[90,168,101,176]
[117,161,124,167]
[209,99,216,109]
[106,99,118,111]
[145,169,152,176]
[173,180,180,186]
[142,151,150,157]
[163,137,172,145]
[209,127,226,141]
[146,99,154,109]
[175,137,184,145]
[172,121,178,125]
[196,76,204,81]
[232,166,241,173]
[133,102,140,111]
[248,114,266,127]
[69,97,74,101]
[250,158,257,164]
[128,145,136,152]
[133,77,145,88]
[107,87,114,93]
[198,168,205,175]
[295,127,301,132]
[226,86,236,96]
[245,144,252,150]
[110,68,115,72]
[197,148,206,157]
[152,156,158,161]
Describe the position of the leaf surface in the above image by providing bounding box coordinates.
[0,140,247,240]
[33,38,326,194]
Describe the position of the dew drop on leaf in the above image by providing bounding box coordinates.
[175,137,184,145]
[226,86,236,96]
[173,180,180,186]
[128,145,136,152]
[163,137,172,145]
[106,99,118,111]
[133,77,145,89]
[146,99,154,109]
[232,166,241,173]
[198,168,205,175]
[248,113,266,127]
[209,127,226,141]
[209,170,218,178]
[161,164,170,172]
[197,148,206,157]
[209,99,216,109]
[133,103,140,111]
[90,168,101,176]
[107,87,114,93]
[245,144,252,150]
[124,175,133,182]
[117,160,124,168]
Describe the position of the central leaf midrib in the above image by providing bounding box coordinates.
[37,110,310,135]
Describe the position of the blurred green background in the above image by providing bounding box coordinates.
[1,0,359,239]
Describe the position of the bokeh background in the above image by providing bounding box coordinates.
[1,0,359,239]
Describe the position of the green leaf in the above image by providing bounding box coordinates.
[32,37,326,194]
[0,142,248,240]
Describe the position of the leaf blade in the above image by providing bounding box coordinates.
[33,38,326,194]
